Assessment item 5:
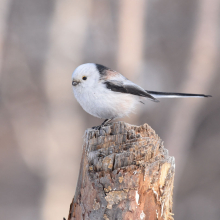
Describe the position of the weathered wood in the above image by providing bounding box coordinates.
[68,121,175,220]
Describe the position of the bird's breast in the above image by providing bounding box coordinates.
[73,84,138,119]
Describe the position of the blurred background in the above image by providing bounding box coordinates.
[0,0,219,219]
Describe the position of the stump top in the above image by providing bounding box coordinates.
[69,121,175,220]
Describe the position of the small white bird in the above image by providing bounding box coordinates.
[72,63,211,129]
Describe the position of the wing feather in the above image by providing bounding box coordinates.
[104,80,159,102]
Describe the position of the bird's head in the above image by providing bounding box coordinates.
[72,63,100,89]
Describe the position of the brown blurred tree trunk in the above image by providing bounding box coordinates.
[164,0,219,188]
[117,0,145,77]
[67,122,175,220]
[117,0,146,125]
[43,1,92,219]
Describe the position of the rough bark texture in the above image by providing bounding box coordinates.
[68,122,175,220]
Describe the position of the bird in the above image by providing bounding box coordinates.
[72,63,211,129]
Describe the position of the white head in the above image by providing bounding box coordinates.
[72,63,100,89]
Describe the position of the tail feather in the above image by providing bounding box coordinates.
[147,90,212,98]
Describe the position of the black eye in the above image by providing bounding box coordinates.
[82,76,87,80]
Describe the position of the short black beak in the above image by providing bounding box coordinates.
[72,80,80,86]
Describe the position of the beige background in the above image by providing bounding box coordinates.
[0,0,219,219]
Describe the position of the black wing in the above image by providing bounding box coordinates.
[104,80,159,102]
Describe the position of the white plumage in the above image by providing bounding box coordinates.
[72,63,211,128]
[72,63,138,119]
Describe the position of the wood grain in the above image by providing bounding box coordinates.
[68,121,175,220]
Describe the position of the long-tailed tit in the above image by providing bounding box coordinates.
[72,63,211,129]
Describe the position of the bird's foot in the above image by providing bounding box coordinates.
[92,119,113,130]
[92,125,102,130]
[103,122,113,127]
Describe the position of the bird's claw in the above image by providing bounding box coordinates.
[92,125,102,130]
[92,122,113,130]
[92,119,113,130]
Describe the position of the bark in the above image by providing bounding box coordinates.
[68,122,175,220]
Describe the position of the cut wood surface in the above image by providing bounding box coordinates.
[67,121,175,220]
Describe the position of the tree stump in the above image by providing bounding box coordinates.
[67,121,175,220]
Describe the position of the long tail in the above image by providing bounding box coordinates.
[147,90,212,98]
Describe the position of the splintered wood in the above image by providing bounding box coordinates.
[68,122,175,220]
